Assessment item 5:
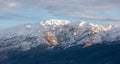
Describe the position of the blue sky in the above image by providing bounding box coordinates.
[0,0,120,29]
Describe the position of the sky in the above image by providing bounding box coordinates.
[0,0,120,29]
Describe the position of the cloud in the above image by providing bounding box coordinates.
[0,15,11,19]
[0,0,120,22]
[5,2,17,8]
[107,21,120,25]
[75,15,120,21]
[0,0,17,9]
[1,0,119,11]
[0,13,40,20]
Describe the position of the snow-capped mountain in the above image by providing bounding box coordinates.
[40,19,70,27]
[0,19,120,53]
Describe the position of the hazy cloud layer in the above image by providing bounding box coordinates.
[0,0,120,22]
[2,13,40,20]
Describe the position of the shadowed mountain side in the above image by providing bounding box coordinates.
[1,41,120,64]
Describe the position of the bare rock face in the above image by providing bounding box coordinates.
[83,37,92,48]
[43,30,58,46]
[72,25,79,37]
[83,27,95,48]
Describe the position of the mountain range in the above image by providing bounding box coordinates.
[0,19,120,64]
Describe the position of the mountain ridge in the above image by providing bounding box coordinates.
[0,19,120,53]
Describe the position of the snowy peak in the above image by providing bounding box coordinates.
[79,21,92,27]
[40,19,70,27]
[25,24,32,29]
[79,21,102,29]
[79,21,113,32]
